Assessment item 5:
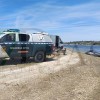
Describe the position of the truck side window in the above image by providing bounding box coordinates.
[19,34,30,42]
[60,38,63,44]
[1,34,15,42]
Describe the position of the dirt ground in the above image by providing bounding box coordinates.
[0,50,100,100]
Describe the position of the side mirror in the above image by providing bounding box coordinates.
[60,41,63,44]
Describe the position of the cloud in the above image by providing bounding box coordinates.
[13,2,100,28]
[55,24,100,42]
[0,1,100,41]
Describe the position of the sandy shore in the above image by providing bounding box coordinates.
[0,50,100,100]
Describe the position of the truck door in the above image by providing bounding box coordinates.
[16,33,33,58]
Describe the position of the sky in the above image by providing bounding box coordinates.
[0,0,100,42]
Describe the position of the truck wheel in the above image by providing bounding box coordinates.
[21,57,27,62]
[34,51,45,62]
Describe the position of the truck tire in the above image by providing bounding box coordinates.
[21,57,27,62]
[34,51,45,62]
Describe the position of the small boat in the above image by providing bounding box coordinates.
[85,50,95,55]
[93,52,100,57]
[85,50,100,57]
[85,44,100,57]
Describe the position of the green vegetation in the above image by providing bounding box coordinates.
[64,41,100,45]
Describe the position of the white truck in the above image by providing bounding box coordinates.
[50,35,66,55]
[0,29,53,62]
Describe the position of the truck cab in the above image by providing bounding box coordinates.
[0,29,53,62]
[50,35,66,55]
[50,35,64,49]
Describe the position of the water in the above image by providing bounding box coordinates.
[64,44,100,53]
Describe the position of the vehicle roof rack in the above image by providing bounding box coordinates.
[3,29,20,32]
[33,32,48,35]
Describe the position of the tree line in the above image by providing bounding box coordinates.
[64,41,100,45]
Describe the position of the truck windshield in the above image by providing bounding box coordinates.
[0,33,5,38]
[59,38,63,44]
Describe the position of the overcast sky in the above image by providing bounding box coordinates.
[0,0,100,42]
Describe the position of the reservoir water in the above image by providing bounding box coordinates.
[64,44,100,53]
